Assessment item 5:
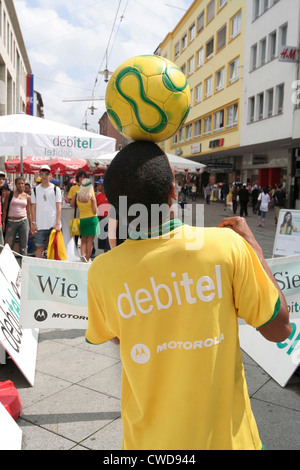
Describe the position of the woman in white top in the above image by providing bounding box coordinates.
[257,187,271,227]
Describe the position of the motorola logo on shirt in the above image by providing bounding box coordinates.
[131,344,151,364]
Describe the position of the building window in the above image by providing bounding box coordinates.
[219,0,227,9]
[205,76,213,97]
[226,103,238,128]
[251,44,257,70]
[269,31,276,60]
[194,119,201,137]
[197,11,204,33]
[231,11,241,39]
[263,0,269,12]
[276,83,284,114]
[207,0,215,24]
[181,33,187,51]
[249,97,255,123]
[216,67,225,91]
[197,47,204,67]
[174,41,180,58]
[178,127,184,142]
[186,124,192,141]
[267,88,274,117]
[181,63,186,76]
[257,93,264,120]
[188,56,194,75]
[214,110,224,132]
[203,115,212,135]
[253,0,260,20]
[259,37,267,65]
[217,25,226,51]
[195,83,203,103]
[279,23,287,46]
[190,88,194,106]
[206,37,214,60]
[189,23,195,42]
[229,57,240,84]
[172,133,178,145]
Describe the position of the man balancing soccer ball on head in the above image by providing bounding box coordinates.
[85,141,291,450]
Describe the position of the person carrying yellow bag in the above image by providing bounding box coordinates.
[47,229,67,261]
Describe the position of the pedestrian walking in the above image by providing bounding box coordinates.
[204,184,211,204]
[258,187,271,227]
[231,183,238,214]
[191,182,197,201]
[239,183,249,217]
[31,165,62,258]
[67,169,88,202]
[273,184,286,224]
[96,181,110,253]
[221,180,229,210]
[71,178,99,262]
[0,171,7,246]
[2,176,32,256]
[251,185,259,214]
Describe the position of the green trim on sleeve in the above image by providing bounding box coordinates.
[257,296,281,329]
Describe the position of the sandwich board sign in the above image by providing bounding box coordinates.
[239,255,300,387]
[273,209,300,257]
[0,403,22,450]
[20,256,89,329]
[0,245,38,386]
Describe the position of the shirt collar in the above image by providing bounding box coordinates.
[128,218,183,240]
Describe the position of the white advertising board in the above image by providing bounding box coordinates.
[0,403,22,450]
[273,210,300,257]
[239,255,300,387]
[0,246,38,386]
[20,257,90,329]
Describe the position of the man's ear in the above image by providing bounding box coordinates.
[169,181,177,204]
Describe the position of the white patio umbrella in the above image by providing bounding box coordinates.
[0,113,116,175]
[88,151,206,174]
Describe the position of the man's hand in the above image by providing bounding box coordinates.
[218,216,291,342]
[110,337,120,345]
[218,216,263,261]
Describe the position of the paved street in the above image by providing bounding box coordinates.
[0,198,299,450]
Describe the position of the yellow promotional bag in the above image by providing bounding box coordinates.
[47,229,67,261]
[69,217,81,237]
[69,195,81,236]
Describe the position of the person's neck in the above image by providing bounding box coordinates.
[41,181,51,188]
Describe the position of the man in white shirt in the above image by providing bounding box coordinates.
[31,165,62,258]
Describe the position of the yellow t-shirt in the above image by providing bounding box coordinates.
[86,224,279,450]
[67,184,80,200]
[77,199,96,219]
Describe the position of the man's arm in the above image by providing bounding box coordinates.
[31,203,37,235]
[218,216,292,343]
[55,201,62,232]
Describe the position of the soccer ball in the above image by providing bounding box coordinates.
[105,55,191,142]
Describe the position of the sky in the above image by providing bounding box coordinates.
[14,0,194,131]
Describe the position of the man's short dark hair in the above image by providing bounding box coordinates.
[76,169,88,183]
[104,141,174,222]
